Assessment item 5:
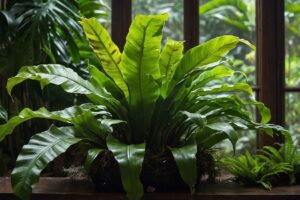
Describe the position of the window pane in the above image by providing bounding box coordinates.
[285,92,300,144]
[132,0,184,41]
[199,0,256,85]
[285,0,300,86]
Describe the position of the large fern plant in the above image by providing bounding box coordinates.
[0,14,289,200]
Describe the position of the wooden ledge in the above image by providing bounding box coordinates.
[1,177,300,200]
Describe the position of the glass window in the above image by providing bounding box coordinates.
[199,0,256,86]
[285,0,300,86]
[132,0,184,41]
[200,0,257,154]
[285,92,300,144]
[285,0,300,143]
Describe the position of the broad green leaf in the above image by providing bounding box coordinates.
[168,35,241,94]
[0,104,106,142]
[7,64,92,96]
[120,14,168,141]
[84,148,103,170]
[0,105,8,122]
[88,65,125,100]
[159,38,183,96]
[197,131,230,149]
[6,64,114,106]
[107,135,145,200]
[169,138,197,193]
[80,18,129,97]
[194,83,253,96]
[191,65,235,90]
[206,122,238,149]
[11,125,83,200]
[181,111,207,129]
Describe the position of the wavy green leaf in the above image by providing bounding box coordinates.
[11,125,83,200]
[7,64,92,96]
[6,64,115,106]
[206,122,238,149]
[84,148,103,170]
[159,38,183,96]
[170,138,197,193]
[120,14,168,141]
[80,17,129,96]
[168,35,241,94]
[107,135,145,200]
[88,65,125,100]
[0,104,107,142]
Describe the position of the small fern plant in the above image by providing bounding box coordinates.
[258,134,300,184]
[223,151,292,190]
[0,14,290,200]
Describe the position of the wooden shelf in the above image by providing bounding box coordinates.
[1,177,300,200]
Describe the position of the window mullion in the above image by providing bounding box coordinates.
[184,0,199,51]
[111,0,132,50]
[256,0,285,148]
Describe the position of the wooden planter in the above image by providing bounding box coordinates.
[1,177,300,200]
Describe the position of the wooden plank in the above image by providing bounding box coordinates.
[184,0,199,51]
[1,177,300,200]
[256,0,285,148]
[111,0,132,50]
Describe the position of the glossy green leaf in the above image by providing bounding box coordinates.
[7,64,93,96]
[181,111,207,129]
[168,35,241,94]
[170,138,197,192]
[6,64,114,106]
[88,65,125,100]
[12,125,83,200]
[194,83,253,96]
[120,14,168,141]
[159,38,183,96]
[0,104,107,142]
[107,135,145,200]
[80,18,129,97]
[84,148,103,170]
[206,122,238,149]
[190,65,235,89]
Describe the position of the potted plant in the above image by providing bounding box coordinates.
[0,14,289,200]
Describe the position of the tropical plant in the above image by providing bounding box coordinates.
[222,151,292,190]
[0,14,290,200]
[258,134,300,184]
[0,0,112,175]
